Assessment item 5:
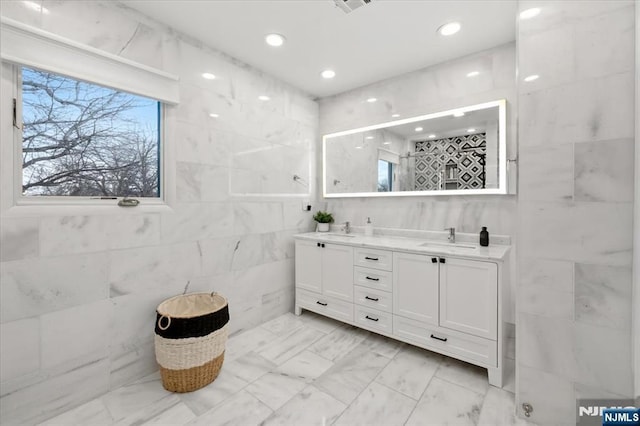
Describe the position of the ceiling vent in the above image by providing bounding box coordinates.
[333,0,373,14]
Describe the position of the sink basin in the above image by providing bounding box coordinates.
[322,233,356,238]
[419,242,476,250]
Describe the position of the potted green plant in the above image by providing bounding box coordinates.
[313,210,334,232]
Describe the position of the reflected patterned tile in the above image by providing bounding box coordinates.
[435,357,490,396]
[261,385,346,426]
[186,390,272,426]
[37,399,113,426]
[405,377,484,426]
[314,344,391,405]
[245,372,307,410]
[308,324,369,362]
[276,350,334,382]
[334,381,416,426]
[375,345,443,400]
[225,351,276,383]
[258,327,323,365]
[178,369,249,416]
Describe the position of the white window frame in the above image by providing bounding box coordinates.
[0,18,178,216]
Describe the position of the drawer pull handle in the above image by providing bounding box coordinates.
[430,334,448,342]
[364,256,379,261]
[365,315,379,322]
[316,301,328,306]
[365,276,380,281]
[365,296,379,302]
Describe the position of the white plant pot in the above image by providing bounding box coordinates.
[317,223,330,232]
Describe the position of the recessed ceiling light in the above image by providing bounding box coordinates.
[467,128,476,132]
[23,1,49,13]
[520,8,541,20]
[383,142,391,145]
[453,111,465,117]
[524,74,539,82]
[391,113,400,118]
[209,113,219,118]
[321,69,336,79]
[437,22,461,36]
[201,73,216,80]
[365,136,374,140]
[428,134,436,139]
[265,33,286,47]
[258,95,270,101]
[415,127,423,132]
[467,71,480,77]
[366,97,377,103]
[355,146,363,149]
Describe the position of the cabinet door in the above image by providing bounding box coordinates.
[439,258,497,340]
[393,252,439,325]
[321,243,354,302]
[295,240,322,293]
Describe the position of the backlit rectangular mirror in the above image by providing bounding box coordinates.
[323,99,507,197]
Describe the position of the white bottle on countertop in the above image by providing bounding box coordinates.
[364,217,374,237]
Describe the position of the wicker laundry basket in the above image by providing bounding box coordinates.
[154,292,229,393]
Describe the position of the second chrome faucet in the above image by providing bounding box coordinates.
[445,227,455,243]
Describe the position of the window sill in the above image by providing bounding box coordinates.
[2,200,174,218]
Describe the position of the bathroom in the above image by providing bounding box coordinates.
[0,0,638,425]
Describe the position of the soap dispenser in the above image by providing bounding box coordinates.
[364,217,374,237]
[479,227,489,247]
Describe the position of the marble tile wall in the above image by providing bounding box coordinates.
[318,42,518,323]
[515,1,635,424]
[0,1,317,424]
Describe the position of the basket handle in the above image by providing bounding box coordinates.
[157,315,171,331]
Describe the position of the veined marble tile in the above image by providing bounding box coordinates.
[40,216,109,256]
[308,324,370,362]
[245,371,307,411]
[375,345,442,400]
[37,398,113,426]
[276,350,334,383]
[185,390,272,426]
[518,257,574,319]
[575,263,632,330]
[40,299,112,371]
[102,373,174,421]
[112,394,189,426]
[225,323,278,362]
[334,381,416,426]
[225,351,276,383]
[0,217,39,261]
[161,202,235,243]
[231,259,294,306]
[518,144,573,202]
[516,365,575,425]
[0,253,109,322]
[258,326,324,365]
[261,287,295,323]
[405,377,484,426]
[262,385,346,426]
[260,312,306,336]
[138,401,196,426]
[232,202,284,235]
[574,138,635,203]
[282,200,314,232]
[0,317,40,383]
[359,332,405,359]
[176,162,230,203]
[297,310,343,334]
[477,387,533,426]
[178,368,249,416]
[261,230,296,264]
[435,356,490,397]
[229,234,264,271]
[109,341,157,392]
[314,344,391,405]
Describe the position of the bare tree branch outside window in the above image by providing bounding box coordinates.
[21,67,161,197]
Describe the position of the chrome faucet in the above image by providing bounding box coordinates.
[445,227,455,243]
[342,221,351,234]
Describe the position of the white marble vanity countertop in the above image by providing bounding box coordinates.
[294,231,511,261]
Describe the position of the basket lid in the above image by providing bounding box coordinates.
[157,292,228,318]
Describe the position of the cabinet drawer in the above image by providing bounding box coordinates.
[354,248,392,271]
[354,266,393,292]
[354,285,392,313]
[393,315,496,367]
[296,288,353,323]
[355,306,392,334]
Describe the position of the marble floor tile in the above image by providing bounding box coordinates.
[308,324,370,362]
[37,398,114,426]
[359,332,405,359]
[260,312,306,336]
[178,368,249,416]
[261,385,346,426]
[297,310,344,333]
[225,326,278,362]
[314,344,391,405]
[185,390,272,426]
[334,381,417,426]
[375,345,443,400]
[113,396,194,426]
[224,351,276,383]
[101,373,175,421]
[435,356,490,396]
[276,350,334,382]
[405,377,485,426]
[258,326,323,365]
[477,387,536,426]
[245,371,307,410]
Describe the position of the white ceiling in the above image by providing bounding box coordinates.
[121,0,517,99]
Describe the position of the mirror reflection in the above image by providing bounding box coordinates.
[323,100,506,197]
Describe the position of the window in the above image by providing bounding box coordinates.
[378,159,393,192]
[20,66,161,198]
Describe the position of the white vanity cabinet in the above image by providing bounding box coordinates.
[294,240,354,322]
[294,234,507,388]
